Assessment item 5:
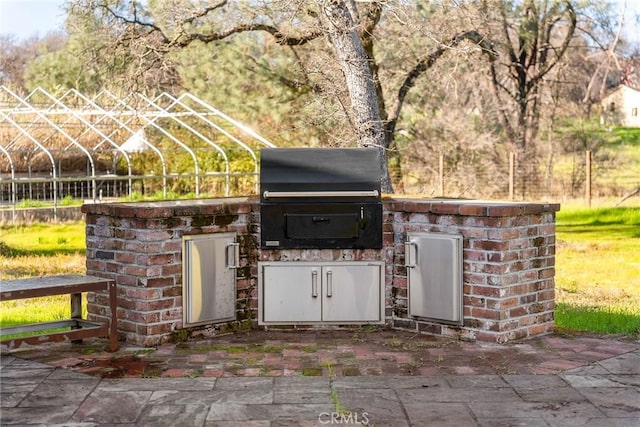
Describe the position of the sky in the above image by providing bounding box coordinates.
[0,0,67,40]
[0,0,638,43]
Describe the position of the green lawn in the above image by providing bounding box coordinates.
[0,222,86,328]
[0,222,86,256]
[555,206,640,335]
[1,207,639,336]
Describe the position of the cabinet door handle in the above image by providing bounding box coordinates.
[226,242,240,269]
[404,241,417,268]
[326,270,333,297]
[311,270,318,298]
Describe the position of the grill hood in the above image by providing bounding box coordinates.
[260,148,382,201]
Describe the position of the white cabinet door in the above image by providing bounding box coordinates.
[182,233,238,326]
[259,262,384,324]
[322,264,382,323]
[261,264,322,323]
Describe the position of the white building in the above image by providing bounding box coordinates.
[601,85,640,127]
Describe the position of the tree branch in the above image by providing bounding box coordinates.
[244,46,323,96]
[181,0,228,26]
[581,1,625,103]
[499,3,519,69]
[386,31,498,134]
[99,1,322,49]
[178,24,323,48]
[527,1,576,91]
[489,63,518,143]
[103,3,169,44]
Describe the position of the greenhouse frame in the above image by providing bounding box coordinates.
[0,86,275,214]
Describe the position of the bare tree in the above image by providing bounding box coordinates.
[67,0,497,193]
[0,32,66,92]
[480,0,576,197]
[571,0,632,115]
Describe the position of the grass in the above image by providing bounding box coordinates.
[1,296,72,328]
[0,195,84,210]
[551,126,640,196]
[555,206,640,335]
[0,221,86,278]
[600,128,640,189]
[0,221,87,333]
[0,222,86,257]
[1,205,639,336]
[331,387,349,415]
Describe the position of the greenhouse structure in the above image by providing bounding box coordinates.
[0,86,275,216]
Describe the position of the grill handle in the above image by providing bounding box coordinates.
[263,190,379,199]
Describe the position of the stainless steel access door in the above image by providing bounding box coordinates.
[405,233,463,324]
[260,264,323,323]
[321,264,383,323]
[182,233,238,327]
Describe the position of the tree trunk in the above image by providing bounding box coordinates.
[318,0,393,193]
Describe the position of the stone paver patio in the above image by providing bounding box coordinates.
[4,329,638,379]
[1,329,639,426]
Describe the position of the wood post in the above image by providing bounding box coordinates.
[509,152,515,201]
[586,150,592,207]
[439,155,444,197]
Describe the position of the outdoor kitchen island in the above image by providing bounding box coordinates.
[83,196,559,347]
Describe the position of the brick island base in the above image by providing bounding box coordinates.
[82,197,560,346]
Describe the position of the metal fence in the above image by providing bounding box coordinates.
[0,172,263,203]
[398,151,639,205]
[2,148,637,215]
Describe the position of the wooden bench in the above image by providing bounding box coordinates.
[0,274,118,352]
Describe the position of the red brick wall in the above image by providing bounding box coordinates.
[83,197,559,346]
[83,198,254,346]
[387,199,558,343]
